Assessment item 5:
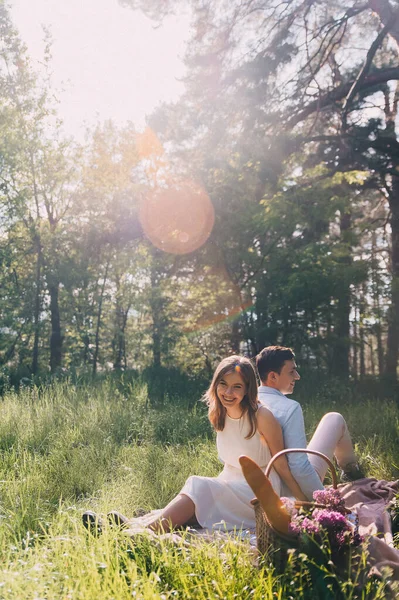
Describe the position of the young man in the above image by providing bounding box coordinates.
[256,345,362,500]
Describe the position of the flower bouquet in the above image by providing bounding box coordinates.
[285,488,363,558]
[283,488,364,591]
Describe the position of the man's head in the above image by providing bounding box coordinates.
[256,345,300,395]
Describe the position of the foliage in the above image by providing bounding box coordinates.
[1,0,399,380]
[118,0,399,380]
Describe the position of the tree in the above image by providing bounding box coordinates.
[0,5,80,374]
[124,0,399,379]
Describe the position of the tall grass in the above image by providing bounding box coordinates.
[0,377,396,598]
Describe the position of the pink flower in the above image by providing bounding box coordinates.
[313,489,346,514]
[281,497,297,516]
[312,509,349,531]
[287,503,364,555]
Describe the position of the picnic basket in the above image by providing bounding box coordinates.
[252,448,340,569]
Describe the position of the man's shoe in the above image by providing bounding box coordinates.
[82,510,103,535]
[340,462,365,483]
[107,510,130,528]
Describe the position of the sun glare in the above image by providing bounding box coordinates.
[10,0,217,256]
[10,0,190,137]
[139,180,215,255]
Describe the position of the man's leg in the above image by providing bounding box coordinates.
[307,412,358,481]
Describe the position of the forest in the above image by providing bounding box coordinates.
[1,2,399,598]
[1,0,399,386]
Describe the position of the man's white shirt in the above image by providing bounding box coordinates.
[258,385,324,500]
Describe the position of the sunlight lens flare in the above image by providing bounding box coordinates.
[139,180,215,254]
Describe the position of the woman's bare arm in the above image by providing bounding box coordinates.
[256,406,307,501]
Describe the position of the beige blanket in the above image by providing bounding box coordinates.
[339,477,399,580]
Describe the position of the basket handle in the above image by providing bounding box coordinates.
[265,448,338,489]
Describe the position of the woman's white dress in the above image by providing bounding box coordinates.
[180,413,281,530]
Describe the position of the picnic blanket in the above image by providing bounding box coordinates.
[339,477,399,580]
[122,477,399,579]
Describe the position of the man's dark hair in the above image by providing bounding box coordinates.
[256,345,295,383]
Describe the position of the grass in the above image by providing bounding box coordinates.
[0,377,396,598]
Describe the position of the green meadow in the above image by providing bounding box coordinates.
[0,377,397,599]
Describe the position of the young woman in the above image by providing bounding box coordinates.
[83,355,306,534]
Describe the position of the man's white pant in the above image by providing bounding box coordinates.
[307,412,357,482]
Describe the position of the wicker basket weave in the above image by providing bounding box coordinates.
[252,448,339,570]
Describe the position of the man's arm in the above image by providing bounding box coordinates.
[283,404,324,500]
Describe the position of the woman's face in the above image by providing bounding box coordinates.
[216,369,247,417]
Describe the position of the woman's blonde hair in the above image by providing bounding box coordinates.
[204,355,258,439]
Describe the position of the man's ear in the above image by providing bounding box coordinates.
[264,371,277,385]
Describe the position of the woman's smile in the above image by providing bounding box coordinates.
[217,371,247,417]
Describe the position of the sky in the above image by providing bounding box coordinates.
[9,0,190,139]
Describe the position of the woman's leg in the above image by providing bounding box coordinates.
[84,495,199,535]
[307,412,358,481]
[146,494,199,533]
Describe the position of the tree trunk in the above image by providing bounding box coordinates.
[352,303,358,380]
[369,0,399,48]
[150,267,162,369]
[370,230,384,376]
[359,283,367,379]
[385,177,399,379]
[231,318,241,354]
[370,337,376,376]
[359,314,366,380]
[49,280,63,373]
[113,304,130,371]
[2,320,26,365]
[93,257,110,376]
[31,240,42,375]
[376,322,384,377]
[331,211,351,378]
[112,274,129,371]
[150,315,161,368]
[113,308,125,370]
[83,334,90,365]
